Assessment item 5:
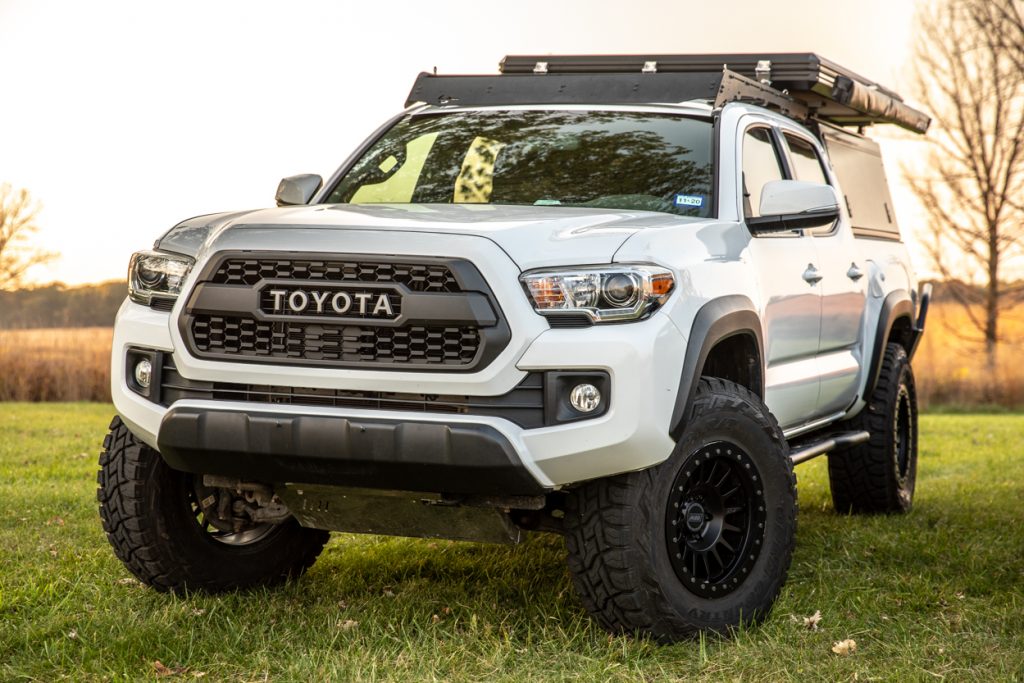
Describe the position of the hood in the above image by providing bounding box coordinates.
[156,203,696,270]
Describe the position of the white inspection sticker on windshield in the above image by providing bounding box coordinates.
[674,194,705,208]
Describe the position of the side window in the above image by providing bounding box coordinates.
[742,127,785,218]
[783,133,834,235]
[783,134,828,185]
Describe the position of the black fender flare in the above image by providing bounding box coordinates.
[669,295,765,441]
[864,289,915,398]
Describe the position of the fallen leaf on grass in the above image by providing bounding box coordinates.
[67,629,78,640]
[117,577,140,586]
[46,516,65,526]
[338,619,358,630]
[191,608,206,617]
[832,639,857,656]
[803,610,822,631]
[153,661,189,677]
[432,614,441,624]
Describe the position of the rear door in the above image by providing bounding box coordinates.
[741,123,822,430]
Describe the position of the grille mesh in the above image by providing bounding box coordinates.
[158,358,546,428]
[212,258,459,292]
[191,315,480,365]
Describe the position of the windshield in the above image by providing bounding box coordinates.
[325,110,714,218]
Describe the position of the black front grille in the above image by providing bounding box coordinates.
[158,358,545,428]
[212,258,459,292]
[181,253,509,372]
[191,315,480,365]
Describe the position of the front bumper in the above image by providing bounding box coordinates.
[112,260,686,491]
[159,407,545,495]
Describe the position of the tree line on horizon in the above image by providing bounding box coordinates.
[0,281,125,329]
[1,279,1013,331]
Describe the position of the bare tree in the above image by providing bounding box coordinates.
[971,1,1024,73]
[0,184,54,290]
[908,0,1024,368]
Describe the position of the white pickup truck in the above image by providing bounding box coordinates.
[98,53,931,641]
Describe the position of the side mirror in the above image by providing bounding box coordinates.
[275,174,323,206]
[746,180,840,233]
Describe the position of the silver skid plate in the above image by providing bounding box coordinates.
[276,484,524,545]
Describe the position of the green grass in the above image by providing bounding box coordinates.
[1,405,1023,681]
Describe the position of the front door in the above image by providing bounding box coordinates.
[742,125,822,430]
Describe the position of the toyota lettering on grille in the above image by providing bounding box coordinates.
[267,288,396,318]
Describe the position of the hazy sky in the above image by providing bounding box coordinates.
[1,0,925,285]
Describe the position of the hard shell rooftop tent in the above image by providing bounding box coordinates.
[406,53,930,135]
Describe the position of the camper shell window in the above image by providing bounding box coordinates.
[820,124,900,241]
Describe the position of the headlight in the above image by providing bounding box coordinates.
[128,250,194,306]
[521,265,675,323]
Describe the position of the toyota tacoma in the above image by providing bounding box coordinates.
[98,53,931,642]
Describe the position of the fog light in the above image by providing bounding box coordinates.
[134,359,153,389]
[569,383,601,413]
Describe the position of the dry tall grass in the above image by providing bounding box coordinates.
[913,303,1024,410]
[0,305,1021,408]
[0,328,112,402]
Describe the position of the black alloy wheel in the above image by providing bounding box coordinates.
[894,385,913,482]
[665,442,767,598]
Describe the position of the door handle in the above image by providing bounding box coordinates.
[847,263,864,281]
[802,264,823,285]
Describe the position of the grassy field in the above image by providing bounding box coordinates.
[2,300,1024,407]
[0,405,1022,681]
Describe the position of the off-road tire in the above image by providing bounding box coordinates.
[828,342,918,514]
[563,378,797,642]
[97,416,329,593]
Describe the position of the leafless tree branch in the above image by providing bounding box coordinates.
[0,183,55,290]
[908,0,1024,366]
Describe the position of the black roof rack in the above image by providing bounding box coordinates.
[405,53,929,135]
